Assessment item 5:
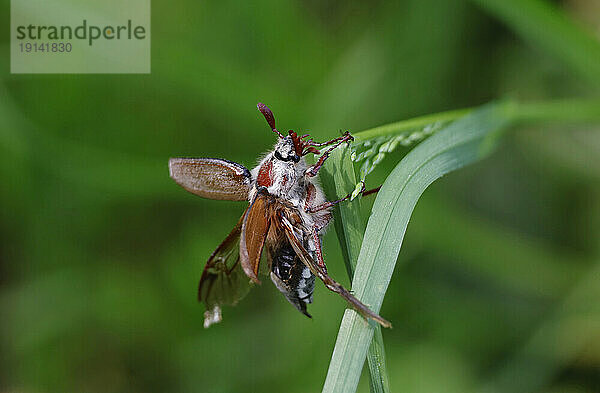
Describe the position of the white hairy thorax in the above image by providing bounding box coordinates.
[248,136,331,235]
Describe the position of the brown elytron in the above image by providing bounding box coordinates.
[169,103,390,328]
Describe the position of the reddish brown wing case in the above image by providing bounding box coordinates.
[169,158,251,201]
[239,194,271,284]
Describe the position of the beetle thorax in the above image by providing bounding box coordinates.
[249,137,309,204]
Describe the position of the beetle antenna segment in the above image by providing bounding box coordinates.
[257,103,284,138]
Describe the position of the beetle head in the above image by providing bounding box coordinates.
[274,137,300,163]
[257,102,320,160]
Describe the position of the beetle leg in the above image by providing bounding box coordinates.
[307,182,367,213]
[362,185,381,196]
[305,132,354,177]
[308,131,353,147]
[310,228,327,272]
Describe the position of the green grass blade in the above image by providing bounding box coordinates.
[320,148,365,277]
[322,102,513,393]
[366,326,390,393]
[514,98,600,124]
[320,149,390,393]
[471,0,600,86]
[352,107,471,143]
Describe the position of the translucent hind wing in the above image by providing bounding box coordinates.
[198,211,252,327]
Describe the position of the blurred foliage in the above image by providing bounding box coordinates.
[1,0,599,392]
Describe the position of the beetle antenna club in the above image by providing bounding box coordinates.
[257,102,284,138]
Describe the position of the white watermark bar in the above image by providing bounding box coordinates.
[11,0,151,74]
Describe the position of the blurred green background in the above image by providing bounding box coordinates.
[1,0,600,392]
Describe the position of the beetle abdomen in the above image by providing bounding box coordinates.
[270,243,315,317]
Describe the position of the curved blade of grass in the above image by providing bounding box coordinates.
[349,98,600,192]
[322,102,513,393]
[320,98,600,392]
[349,108,472,188]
